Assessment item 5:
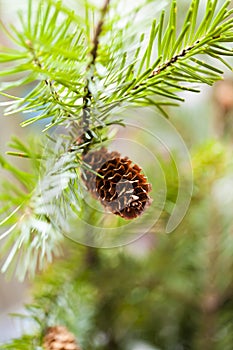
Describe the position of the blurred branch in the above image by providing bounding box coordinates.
[196,205,221,350]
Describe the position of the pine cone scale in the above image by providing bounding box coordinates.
[82,148,152,219]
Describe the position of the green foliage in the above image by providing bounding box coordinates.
[0,135,84,280]
[0,246,98,349]
[0,335,42,350]
[1,0,233,126]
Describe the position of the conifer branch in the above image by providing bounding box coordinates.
[89,0,111,66]
[150,40,201,77]
[26,39,70,116]
[82,0,111,133]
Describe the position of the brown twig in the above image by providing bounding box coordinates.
[89,0,110,66]
[133,34,220,92]
[82,0,111,133]
[132,40,201,93]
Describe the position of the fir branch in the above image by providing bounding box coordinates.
[90,0,111,65]
[1,0,233,129]
[82,0,111,133]
[0,249,96,349]
[0,334,41,350]
[0,136,83,280]
[0,0,88,129]
[25,39,60,104]
[24,38,82,132]
[94,0,233,118]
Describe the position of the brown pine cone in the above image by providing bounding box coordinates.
[97,156,152,219]
[82,148,152,219]
[43,326,81,350]
[82,148,120,194]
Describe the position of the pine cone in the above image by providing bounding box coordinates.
[82,148,152,219]
[82,148,120,194]
[43,326,81,350]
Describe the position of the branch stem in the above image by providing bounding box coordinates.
[82,0,111,132]
[132,34,220,93]
[132,39,201,93]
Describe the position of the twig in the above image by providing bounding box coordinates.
[131,41,201,94]
[82,0,111,133]
[151,41,200,76]
[132,34,220,92]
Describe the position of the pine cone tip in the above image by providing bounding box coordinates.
[43,326,81,350]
